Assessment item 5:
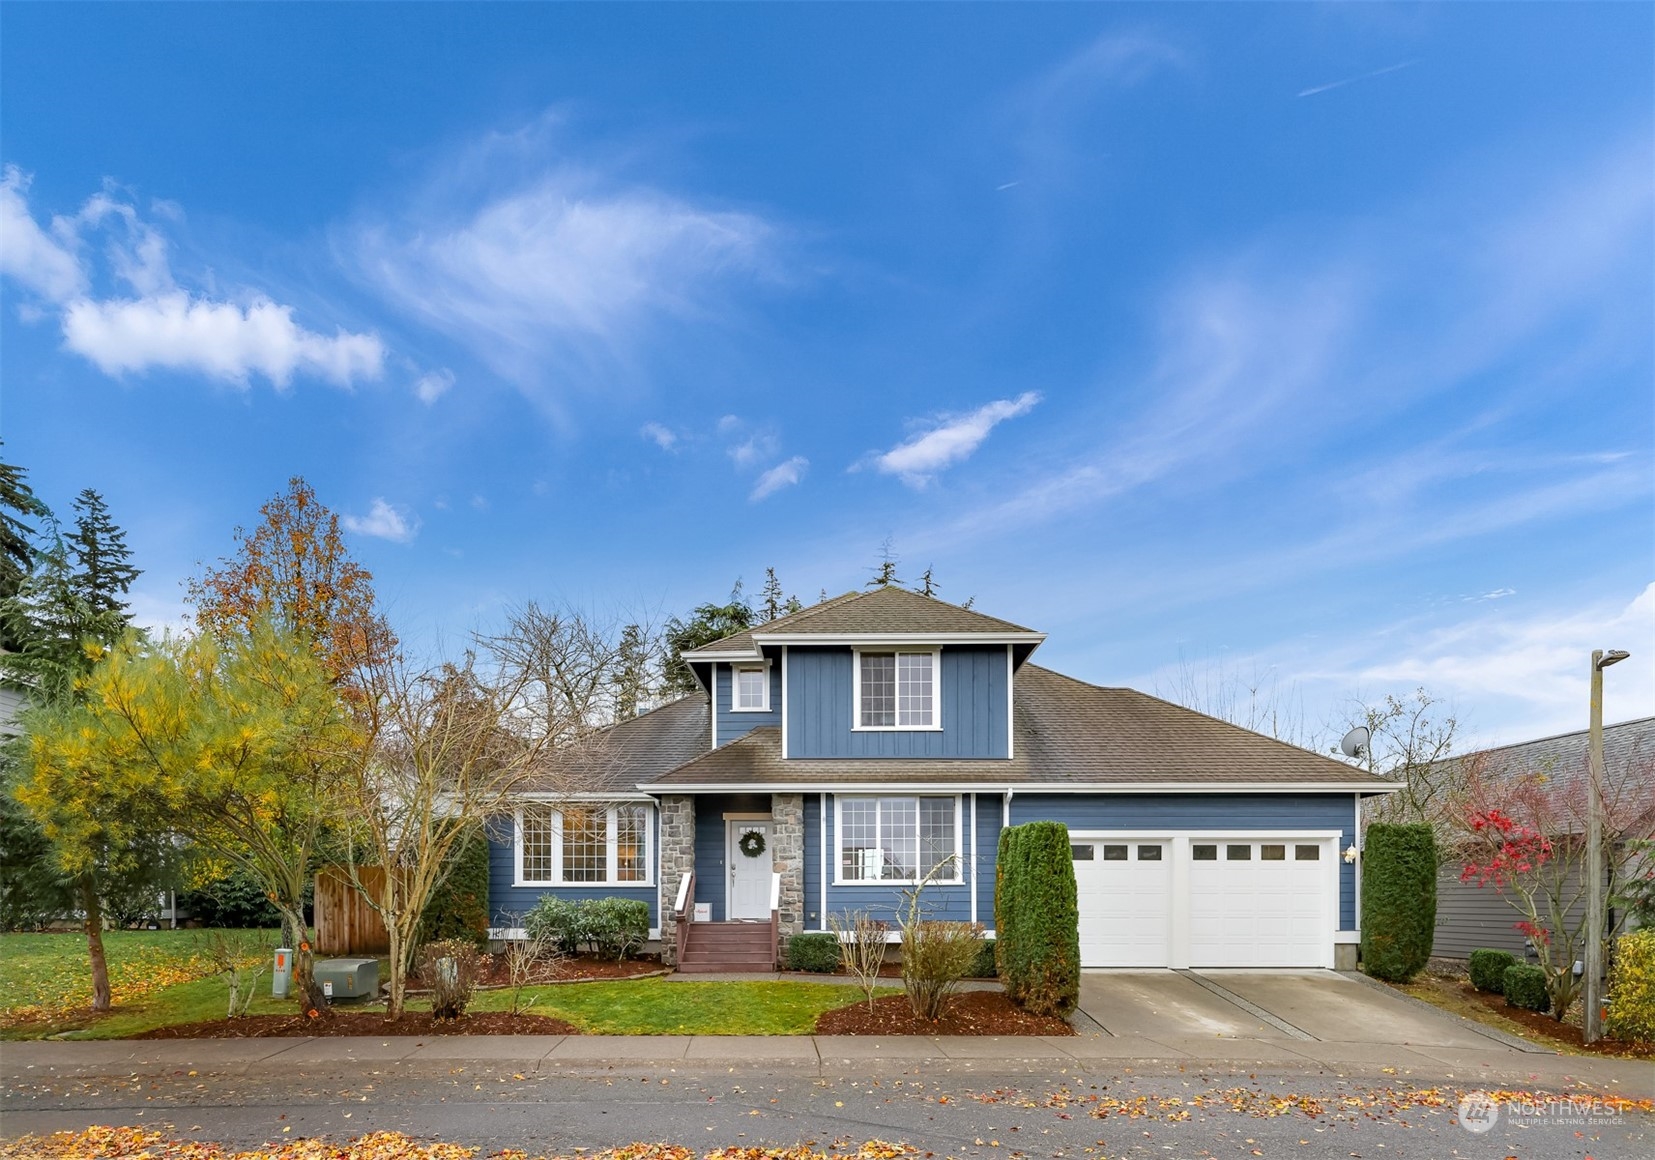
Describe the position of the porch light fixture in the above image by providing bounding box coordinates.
[1343,844,1358,864]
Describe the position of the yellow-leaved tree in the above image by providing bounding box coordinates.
[18,620,356,1015]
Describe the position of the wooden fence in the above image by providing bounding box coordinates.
[313,866,400,955]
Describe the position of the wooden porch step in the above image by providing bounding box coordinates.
[677,921,775,972]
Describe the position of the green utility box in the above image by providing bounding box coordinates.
[312,957,380,1002]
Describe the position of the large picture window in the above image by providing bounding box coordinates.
[518,803,653,886]
[856,651,938,729]
[837,796,959,883]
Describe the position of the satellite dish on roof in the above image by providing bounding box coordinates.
[1340,726,1371,759]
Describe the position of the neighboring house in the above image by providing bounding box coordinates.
[1431,716,1655,960]
[489,587,1398,971]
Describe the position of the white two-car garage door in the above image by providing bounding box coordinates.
[1073,836,1335,968]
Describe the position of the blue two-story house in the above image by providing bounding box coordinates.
[489,586,1398,971]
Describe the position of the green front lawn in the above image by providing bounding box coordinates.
[2,931,892,1038]
[0,929,285,1039]
[472,978,892,1035]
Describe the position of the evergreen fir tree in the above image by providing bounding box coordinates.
[612,623,651,720]
[68,491,140,622]
[866,538,901,588]
[759,568,786,622]
[916,566,939,597]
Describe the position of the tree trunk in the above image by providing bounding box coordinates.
[278,902,328,1017]
[385,920,406,1019]
[81,876,111,1013]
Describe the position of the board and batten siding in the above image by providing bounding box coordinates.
[786,645,1010,759]
[1010,793,1359,931]
[486,813,660,928]
[714,662,782,743]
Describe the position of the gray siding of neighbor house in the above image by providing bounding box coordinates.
[1432,863,1594,960]
[487,811,661,929]
[714,662,782,744]
[1010,793,1360,930]
[787,645,1010,759]
[692,792,771,922]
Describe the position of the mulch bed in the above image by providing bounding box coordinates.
[815,990,1073,1036]
[466,954,664,988]
[135,1011,578,1038]
[1452,981,1653,1058]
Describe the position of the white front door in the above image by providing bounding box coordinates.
[1075,840,1172,967]
[727,820,773,921]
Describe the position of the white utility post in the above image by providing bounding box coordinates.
[1584,647,1630,1045]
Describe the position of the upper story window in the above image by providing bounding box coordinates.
[732,664,769,712]
[856,650,937,729]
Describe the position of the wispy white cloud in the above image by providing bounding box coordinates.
[0,167,385,389]
[640,421,678,451]
[866,391,1042,487]
[349,121,781,404]
[1296,60,1418,99]
[0,166,87,301]
[414,368,455,404]
[750,456,808,502]
[342,498,420,543]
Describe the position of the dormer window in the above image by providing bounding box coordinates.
[855,649,938,729]
[732,664,769,712]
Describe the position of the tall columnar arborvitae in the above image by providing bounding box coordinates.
[1360,823,1438,983]
[995,821,1080,1017]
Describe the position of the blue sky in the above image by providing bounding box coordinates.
[2,4,1650,748]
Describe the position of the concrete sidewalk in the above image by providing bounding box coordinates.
[4,1033,1650,1093]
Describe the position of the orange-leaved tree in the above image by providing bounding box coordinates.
[186,477,396,684]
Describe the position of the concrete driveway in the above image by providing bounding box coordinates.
[1074,968,1596,1076]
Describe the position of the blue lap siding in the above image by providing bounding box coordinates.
[1008,793,1358,930]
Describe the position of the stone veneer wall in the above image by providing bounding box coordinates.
[770,793,806,947]
[657,795,696,964]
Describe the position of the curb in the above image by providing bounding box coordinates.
[1337,970,1553,1054]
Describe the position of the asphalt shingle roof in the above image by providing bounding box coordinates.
[1440,716,1655,832]
[640,664,1391,789]
[688,587,1036,655]
[520,695,708,794]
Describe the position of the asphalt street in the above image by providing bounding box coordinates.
[4,1061,1649,1160]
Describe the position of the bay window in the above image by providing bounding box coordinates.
[837,795,959,883]
[518,803,652,886]
[856,650,938,729]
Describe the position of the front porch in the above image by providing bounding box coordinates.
[659,792,805,969]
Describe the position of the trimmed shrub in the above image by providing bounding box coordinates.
[787,932,841,973]
[1605,928,1655,1047]
[417,938,480,1020]
[1468,948,1517,994]
[996,821,1079,1017]
[524,896,584,954]
[1360,823,1437,983]
[969,937,997,979]
[993,826,1022,979]
[584,897,649,960]
[419,828,491,948]
[1502,963,1550,1014]
[901,920,984,1021]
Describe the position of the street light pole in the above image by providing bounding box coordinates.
[1585,647,1630,1045]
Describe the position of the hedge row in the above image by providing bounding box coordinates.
[1606,928,1655,1046]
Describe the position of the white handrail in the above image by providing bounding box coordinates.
[675,870,693,915]
[769,870,782,913]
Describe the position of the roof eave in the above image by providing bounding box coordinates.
[751,631,1048,646]
[636,779,1403,795]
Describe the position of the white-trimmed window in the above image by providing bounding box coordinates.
[732,664,769,712]
[837,796,959,883]
[855,650,938,729]
[518,803,653,886]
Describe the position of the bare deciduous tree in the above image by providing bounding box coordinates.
[1158,652,1320,749]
